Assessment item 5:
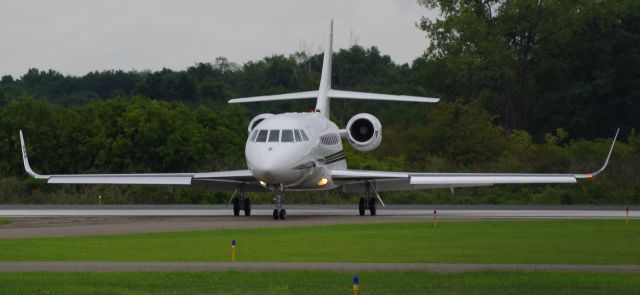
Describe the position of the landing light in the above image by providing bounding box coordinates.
[259,180,267,187]
[317,178,328,187]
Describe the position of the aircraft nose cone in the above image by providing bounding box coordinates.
[247,147,301,184]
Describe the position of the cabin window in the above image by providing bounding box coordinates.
[268,129,280,142]
[294,129,302,142]
[281,130,294,142]
[256,130,268,142]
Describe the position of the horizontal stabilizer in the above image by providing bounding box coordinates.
[228,90,440,104]
[228,91,319,104]
[328,90,439,103]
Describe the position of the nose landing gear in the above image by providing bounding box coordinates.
[272,184,287,220]
[273,208,287,220]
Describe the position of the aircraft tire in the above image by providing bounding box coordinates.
[243,198,251,216]
[358,197,366,216]
[233,198,240,216]
[279,209,287,220]
[369,197,377,216]
[273,209,279,220]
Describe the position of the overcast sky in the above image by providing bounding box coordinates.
[1,0,438,77]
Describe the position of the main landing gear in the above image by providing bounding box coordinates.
[358,182,377,216]
[272,184,287,220]
[230,190,251,217]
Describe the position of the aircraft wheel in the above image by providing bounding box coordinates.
[272,209,279,220]
[243,198,251,216]
[279,209,287,220]
[369,197,377,216]
[358,197,366,216]
[233,198,240,216]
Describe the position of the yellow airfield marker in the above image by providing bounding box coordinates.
[352,276,359,295]
[433,210,438,228]
[625,207,629,224]
[231,240,236,262]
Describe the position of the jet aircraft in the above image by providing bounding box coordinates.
[19,21,618,220]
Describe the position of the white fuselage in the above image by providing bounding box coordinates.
[245,112,346,190]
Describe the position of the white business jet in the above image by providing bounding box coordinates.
[19,21,618,220]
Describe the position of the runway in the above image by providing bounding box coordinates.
[0,205,636,238]
[1,204,637,218]
[0,262,638,273]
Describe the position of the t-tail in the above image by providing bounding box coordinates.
[228,20,440,113]
[315,20,333,118]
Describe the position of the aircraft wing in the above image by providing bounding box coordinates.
[333,129,619,193]
[19,131,265,192]
[334,171,582,192]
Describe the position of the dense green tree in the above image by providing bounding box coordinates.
[401,101,506,169]
[418,0,640,138]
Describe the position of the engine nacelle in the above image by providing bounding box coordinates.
[345,113,382,152]
[247,113,273,133]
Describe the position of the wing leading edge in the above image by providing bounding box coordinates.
[19,131,264,192]
[334,129,619,193]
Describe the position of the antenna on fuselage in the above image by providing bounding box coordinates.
[314,19,333,119]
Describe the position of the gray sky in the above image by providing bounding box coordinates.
[1,0,437,77]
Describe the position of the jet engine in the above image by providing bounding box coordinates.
[345,113,382,152]
[247,114,273,133]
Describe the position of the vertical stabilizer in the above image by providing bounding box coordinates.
[227,20,439,107]
[315,20,333,118]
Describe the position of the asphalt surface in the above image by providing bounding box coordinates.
[0,262,638,273]
[0,204,636,239]
[1,204,637,218]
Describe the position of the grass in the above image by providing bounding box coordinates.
[0,217,8,225]
[0,271,639,295]
[0,220,638,264]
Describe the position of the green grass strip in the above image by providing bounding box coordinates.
[0,220,638,264]
[0,218,8,225]
[0,271,639,295]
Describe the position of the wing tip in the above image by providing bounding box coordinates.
[18,130,47,179]
[583,128,619,179]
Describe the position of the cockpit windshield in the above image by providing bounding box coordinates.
[250,129,310,143]
[256,130,268,142]
[268,130,280,142]
[249,129,259,142]
[281,130,294,142]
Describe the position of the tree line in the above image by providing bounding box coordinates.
[0,0,637,204]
